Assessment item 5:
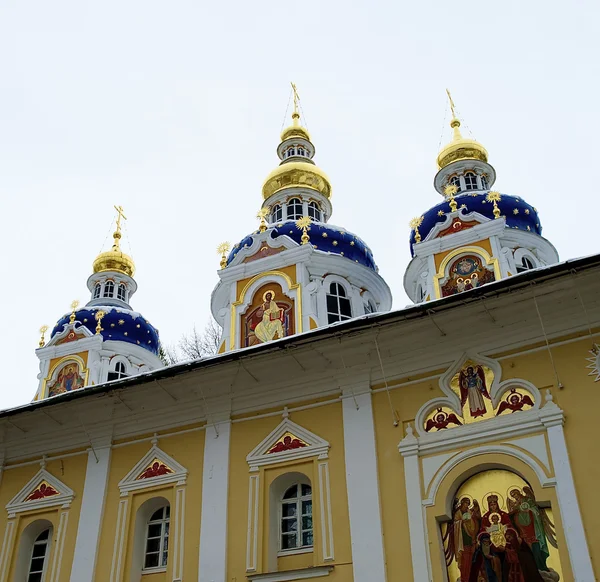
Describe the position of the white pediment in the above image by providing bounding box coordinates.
[246,418,330,472]
[118,443,188,496]
[6,468,74,518]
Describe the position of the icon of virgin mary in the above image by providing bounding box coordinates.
[254,290,285,343]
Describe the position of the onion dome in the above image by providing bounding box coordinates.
[262,110,332,200]
[227,220,378,271]
[408,192,541,256]
[51,306,160,354]
[92,206,135,277]
[437,90,488,170]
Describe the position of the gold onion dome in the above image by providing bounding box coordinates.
[92,206,136,277]
[263,106,331,199]
[437,90,488,170]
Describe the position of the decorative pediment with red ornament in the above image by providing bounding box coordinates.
[6,468,74,517]
[119,439,187,495]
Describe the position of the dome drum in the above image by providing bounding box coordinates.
[434,159,497,195]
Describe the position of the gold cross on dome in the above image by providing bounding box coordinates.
[291,82,300,116]
[114,205,127,234]
[446,88,457,119]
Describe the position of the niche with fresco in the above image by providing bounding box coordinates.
[242,283,294,347]
[442,469,561,582]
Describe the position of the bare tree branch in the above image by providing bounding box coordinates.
[161,319,222,365]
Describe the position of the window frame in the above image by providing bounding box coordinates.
[272,204,283,223]
[278,483,313,554]
[326,281,353,324]
[464,172,478,190]
[107,360,129,381]
[93,283,101,299]
[117,283,127,302]
[103,280,115,298]
[27,529,51,582]
[286,198,304,220]
[307,201,321,222]
[449,175,461,192]
[143,505,170,572]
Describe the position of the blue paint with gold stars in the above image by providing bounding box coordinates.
[409,192,541,256]
[226,221,378,271]
[51,308,160,355]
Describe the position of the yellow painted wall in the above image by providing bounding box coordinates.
[227,401,354,580]
[94,429,205,582]
[0,451,88,581]
[236,265,298,300]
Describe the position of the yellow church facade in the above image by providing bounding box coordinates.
[1,90,599,582]
[1,257,599,581]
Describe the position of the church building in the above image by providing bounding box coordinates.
[0,90,598,582]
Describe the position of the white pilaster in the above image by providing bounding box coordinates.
[398,427,431,582]
[342,389,386,582]
[541,400,595,581]
[70,445,112,582]
[198,421,232,582]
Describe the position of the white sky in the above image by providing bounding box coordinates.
[1,0,598,410]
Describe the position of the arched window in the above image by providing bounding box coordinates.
[93,283,101,299]
[107,361,128,381]
[103,280,115,298]
[117,283,127,302]
[27,529,50,582]
[464,172,478,190]
[287,148,296,158]
[144,506,170,570]
[516,256,536,273]
[480,175,488,190]
[307,201,321,221]
[326,282,352,324]
[280,484,313,551]
[364,300,376,314]
[272,204,283,223]
[449,175,461,192]
[286,198,303,220]
[297,147,305,157]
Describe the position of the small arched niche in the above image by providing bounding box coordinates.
[440,253,496,297]
[440,469,562,582]
[242,283,294,347]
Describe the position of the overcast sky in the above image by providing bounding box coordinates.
[1,0,598,410]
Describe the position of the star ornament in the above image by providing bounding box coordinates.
[296,216,312,230]
[216,242,231,255]
[486,191,501,203]
[587,344,600,381]
[408,216,423,229]
[444,184,459,197]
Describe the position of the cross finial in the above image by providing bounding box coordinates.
[114,205,127,234]
[296,216,312,245]
[444,184,459,212]
[39,325,49,348]
[257,207,270,233]
[69,300,80,324]
[217,242,231,269]
[291,82,300,121]
[446,88,457,119]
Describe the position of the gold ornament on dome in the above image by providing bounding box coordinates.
[487,191,502,219]
[38,325,49,348]
[257,207,270,233]
[409,216,424,243]
[217,242,231,270]
[93,205,136,277]
[444,184,459,212]
[69,300,80,324]
[296,216,312,245]
[95,310,106,335]
[262,163,332,200]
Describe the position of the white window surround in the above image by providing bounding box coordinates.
[514,248,539,272]
[27,528,50,580]
[246,418,330,472]
[118,443,187,496]
[13,520,54,582]
[6,468,74,518]
[247,566,333,582]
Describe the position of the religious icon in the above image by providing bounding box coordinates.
[424,407,463,432]
[441,254,495,297]
[243,286,294,347]
[496,389,535,416]
[268,434,307,453]
[442,470,562,582]
[254,290,285,343]
[137,461,173,480]
[25,482,59,501]
[507,487,558,574]
[47,363,85,397]
[459,365,491,418]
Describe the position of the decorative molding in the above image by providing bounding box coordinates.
[48,510,69,582]
[172,486,186,582]
[246,418,329,471]
[246,474,260,572]
[247,566,334,582]
[6,468,74,518]
[118,443,187,496]
[318,462,335,561]
[0,520,16,582]
[109,498,129,582]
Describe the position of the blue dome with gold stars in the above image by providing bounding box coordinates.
[227,221,378,271]
[409,192,541,256]
[51,306,160,355]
